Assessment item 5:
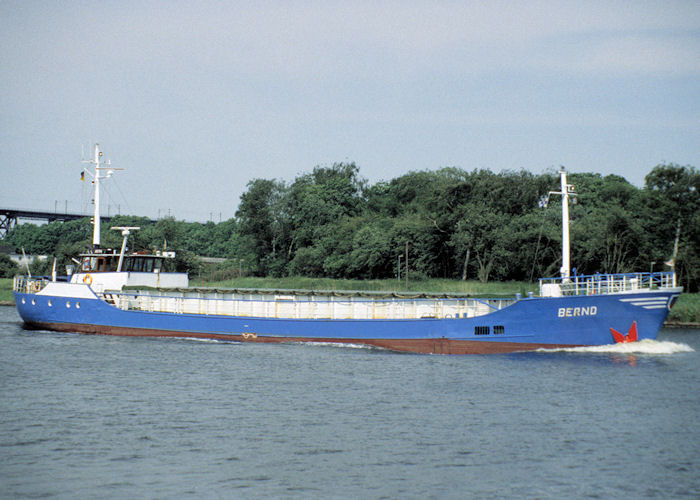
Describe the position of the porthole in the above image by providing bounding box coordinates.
[21,298,26,304]
[48,300,53,307]
[31,299,36,306]
[76,302,81,309]
[66,301,71,308]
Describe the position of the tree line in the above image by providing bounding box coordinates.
[3,163,699,291]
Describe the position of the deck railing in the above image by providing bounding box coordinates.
[539,271,677,297]
[13,275,49,294]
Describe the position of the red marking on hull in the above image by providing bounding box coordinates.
[23,321,580,354]
[610,320,638,343]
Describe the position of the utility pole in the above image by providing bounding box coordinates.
[462,248,470,281]
[405,241,409,291]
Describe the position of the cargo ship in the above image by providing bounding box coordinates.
[13,145,682,354]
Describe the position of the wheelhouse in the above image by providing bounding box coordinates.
[78,248,173,273]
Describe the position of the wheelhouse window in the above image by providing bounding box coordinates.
[124,257,161,273]
[80,253,167,273]
[81,257,94,271]
[143,258,154,272]
[80,255,118,272]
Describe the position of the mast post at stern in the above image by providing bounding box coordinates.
[547,167,577,282]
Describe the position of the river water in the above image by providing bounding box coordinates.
[1,305,698,499]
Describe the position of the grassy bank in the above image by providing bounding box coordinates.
[667,293,700,324]
[0,278,13,304]
[190,276,539,297]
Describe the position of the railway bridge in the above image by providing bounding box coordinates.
[0,208,113,238]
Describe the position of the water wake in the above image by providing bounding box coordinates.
[538,339,694,355]
[294,341,381,351]
[178,337,241,344]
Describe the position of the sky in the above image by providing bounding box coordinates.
[1,0,698,222]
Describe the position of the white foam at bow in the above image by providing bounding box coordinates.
[538,339,694,355]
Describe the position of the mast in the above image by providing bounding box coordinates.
[92,144,102,247]
[83,144,121,248]
[547,167,577,281]
[560,167,571,280]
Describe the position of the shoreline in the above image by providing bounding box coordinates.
[663,321,700,329]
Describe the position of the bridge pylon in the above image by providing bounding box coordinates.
[0,212,17,239]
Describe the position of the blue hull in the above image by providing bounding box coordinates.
[13,289,679,354]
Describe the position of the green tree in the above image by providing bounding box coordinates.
[0,254,19,278]
[235,178,290,276]
[449,204,513,283]
[568,173,644,275]
[286,163,366,276]
[642,164,700,291]
[346,216,395,279]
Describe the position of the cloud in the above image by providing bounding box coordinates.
[190,1,700,78]
[562,34,700,76]
[3,0,698,87]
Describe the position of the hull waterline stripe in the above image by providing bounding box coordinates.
[23,321,583,355]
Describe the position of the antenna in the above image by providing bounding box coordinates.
[112,226,140,272]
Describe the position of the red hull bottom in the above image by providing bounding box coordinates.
[24,321,579,354]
